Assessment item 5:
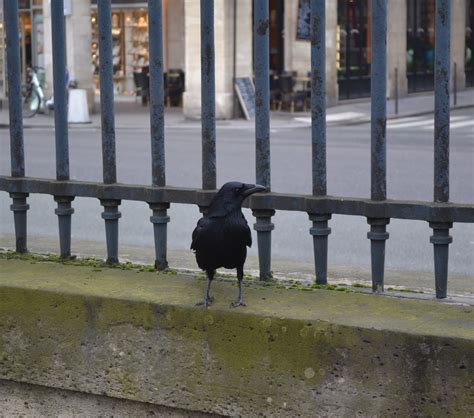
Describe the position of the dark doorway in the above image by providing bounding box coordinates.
[269,0,284,73]
[466,0,474,87]
[337,0,371,100]
[407,0,435,93]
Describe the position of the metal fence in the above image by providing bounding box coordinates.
[1,0,473,299]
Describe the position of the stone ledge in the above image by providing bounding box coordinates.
[0,258,473,416]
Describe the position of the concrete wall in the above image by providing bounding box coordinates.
[0,258,473,416]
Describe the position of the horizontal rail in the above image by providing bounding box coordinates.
[1,176,473,223]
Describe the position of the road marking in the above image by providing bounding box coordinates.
[294,111,365,125]
[388,115,468,130]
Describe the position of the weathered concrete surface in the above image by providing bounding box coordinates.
[0,258,473,416]
[0,379,218,417]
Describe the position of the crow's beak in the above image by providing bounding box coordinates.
[242,184,267,198]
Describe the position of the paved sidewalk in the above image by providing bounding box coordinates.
[0,88,472,130]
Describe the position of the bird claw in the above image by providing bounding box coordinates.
[196,296,214,307]
[231,300,246,308]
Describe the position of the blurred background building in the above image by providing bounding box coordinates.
[0,0,473,118]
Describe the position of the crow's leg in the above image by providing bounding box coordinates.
[231,266,246,307]
[197,269,215,307]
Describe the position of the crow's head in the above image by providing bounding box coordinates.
[207,181,267,217]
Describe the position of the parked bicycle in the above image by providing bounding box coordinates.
[21,66,69,118]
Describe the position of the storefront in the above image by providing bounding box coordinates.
[406,0,435,93]
[91,1,154,95]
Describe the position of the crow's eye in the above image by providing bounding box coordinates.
[233,187,241,194]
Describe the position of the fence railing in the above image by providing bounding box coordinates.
[1,0,473,298]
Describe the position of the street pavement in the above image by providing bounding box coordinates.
[0,91,473,296]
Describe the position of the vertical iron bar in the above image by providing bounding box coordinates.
[148,0,169,270]
[368,0,389,293]
[98,0,120,263]
[254,0,270,189]
[311,0,326,197]
[5,0,29,253]
[370,0,387,202]
[97,0,117,185]
[309,0,331,285]
[201,0,216,190]
[434,0,450,203]
[148,0,166,187]
[253,0,273,281]
[51,0,69,181]
[431,0,452,298]
[4,0,24,178]
[51,0,74,258]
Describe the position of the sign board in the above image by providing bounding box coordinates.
[296,0,311,41]
[234,77,255,120]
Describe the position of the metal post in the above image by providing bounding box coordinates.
[97,0,120,263]
[149,203,170,270]
[201,0,216,190]
[10,193,29,253]
[429,222,452,299]
[51,0,74,258]
[309,214,331,285]
[367,218,390,293]
[148,0,166,187]
[368,0,389,293]
[252,210,275,281]
[4,0,29,253]
[100,199,122,264]
[309,0,331,285]
[431,0,452,297]
[253,0,273,281]
[54,196,75,258]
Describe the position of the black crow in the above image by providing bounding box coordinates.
[191,182,266,307]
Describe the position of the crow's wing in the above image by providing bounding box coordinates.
[191,217,210,251]
[242,213,252,248]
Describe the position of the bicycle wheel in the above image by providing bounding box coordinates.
[22,87,40,118]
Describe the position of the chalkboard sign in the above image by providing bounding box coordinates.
[234,77,255,120]
[296,0,311,41]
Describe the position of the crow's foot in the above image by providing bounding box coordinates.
[196,295,214,307]
[231,300,246,308]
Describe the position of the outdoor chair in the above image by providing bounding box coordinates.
[279,74,307,112]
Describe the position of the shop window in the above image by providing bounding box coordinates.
[466,0,474,87]
[337,0,371,100]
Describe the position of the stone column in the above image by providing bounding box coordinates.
[451,0,466,90]
[65,0,94,112]
[166,0,185,71]
[43,0,94,112]
[326,0,338,105]
[387,0,408,98]
[43,1,53,99]
[183,0,236,119]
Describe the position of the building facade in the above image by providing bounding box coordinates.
[1,0,473,117]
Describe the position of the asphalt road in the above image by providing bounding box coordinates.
[1,108,473,280]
